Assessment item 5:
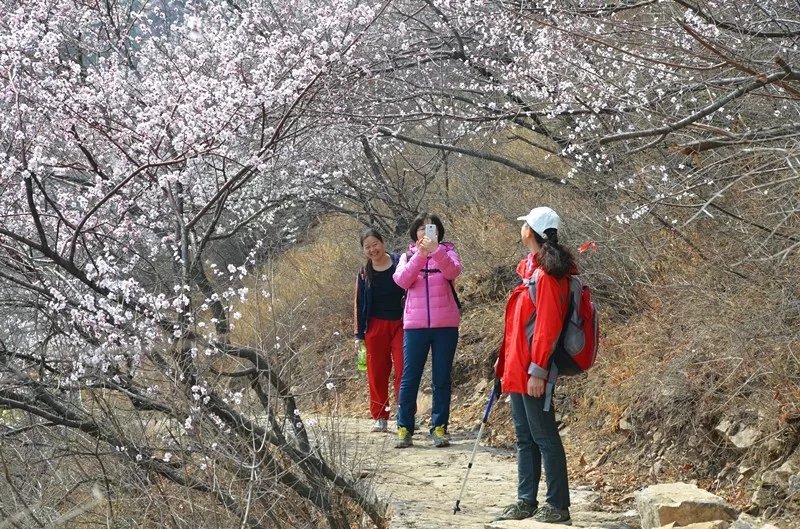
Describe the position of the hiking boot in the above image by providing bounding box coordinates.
[429,426,450,447]
[533,504,572,525]
[494,499,537,521]
[370,418,388,433]
[394,427,412,448]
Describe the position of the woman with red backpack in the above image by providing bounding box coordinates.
[493,206,575,525]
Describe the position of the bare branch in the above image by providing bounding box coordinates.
[600,71,799,144]
[377,126,567,185]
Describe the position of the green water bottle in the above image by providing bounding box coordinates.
[357,341,367,372]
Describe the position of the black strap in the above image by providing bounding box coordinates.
[544,364,558,412]
[449,280,462,311]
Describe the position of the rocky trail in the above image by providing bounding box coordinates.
[327,416,788,529]
[337,417,639,529]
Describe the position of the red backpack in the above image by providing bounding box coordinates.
[529,270,599,376]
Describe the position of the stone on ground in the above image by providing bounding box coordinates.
[635,483,738,529]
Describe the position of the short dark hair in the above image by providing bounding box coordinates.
[408,212,445,242]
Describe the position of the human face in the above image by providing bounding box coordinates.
[521,223,540,252]
[520,222,531,241]
[362,236,385,262]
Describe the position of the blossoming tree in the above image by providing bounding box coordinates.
[2,0,799,526]
[0,0,392,527]
[345,0,800,262]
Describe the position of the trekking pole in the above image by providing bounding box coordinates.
[452,380,500,514]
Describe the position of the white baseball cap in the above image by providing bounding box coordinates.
[517,207,561,239]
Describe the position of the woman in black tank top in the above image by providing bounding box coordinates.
[353,228,406,433]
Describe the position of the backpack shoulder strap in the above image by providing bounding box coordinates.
[566,275,582,313]
[527,268,541,305]
[449,279,462,311]
[530,270,575,308]
[527,269,563,412]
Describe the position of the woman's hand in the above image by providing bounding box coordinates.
[416,237,429,257]
[418,235,438,256]
[527,375,546,398]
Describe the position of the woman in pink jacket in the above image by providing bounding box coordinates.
[392,212,462,448]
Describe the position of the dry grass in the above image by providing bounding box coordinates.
[228,215,366,400]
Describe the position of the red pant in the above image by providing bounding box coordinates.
[365,317,404,420]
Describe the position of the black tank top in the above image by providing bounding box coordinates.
[370,267,404,320]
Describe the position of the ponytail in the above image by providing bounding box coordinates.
[534,228,575,278]
[364,260,375,287]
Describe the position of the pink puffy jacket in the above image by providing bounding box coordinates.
[393,242,462,330]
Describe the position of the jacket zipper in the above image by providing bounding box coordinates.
[425,259,431,328]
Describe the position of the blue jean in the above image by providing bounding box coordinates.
[509,392,570,509]
[396,327,458,432]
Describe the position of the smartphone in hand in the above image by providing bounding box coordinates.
[424,223,437,241]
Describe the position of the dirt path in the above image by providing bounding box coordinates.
[353,419,514,528]
[336,417,635,529]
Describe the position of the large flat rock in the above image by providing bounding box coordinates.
[635,483,737,529]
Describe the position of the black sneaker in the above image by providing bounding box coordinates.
[533,504,572,525]
[494,499,537,520]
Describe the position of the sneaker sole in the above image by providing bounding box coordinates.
[493,511,535,521]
